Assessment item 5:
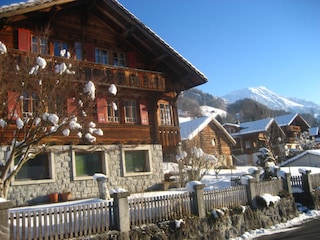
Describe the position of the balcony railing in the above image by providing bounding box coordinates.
[3,49,166,91]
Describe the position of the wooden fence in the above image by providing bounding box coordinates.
[129,192,191,226]
[310,173,320,189]
[9,202,113,240]
[204,185,248,211]
[8,177,291,239]
[255,179,283,196]
[290,175,303,189]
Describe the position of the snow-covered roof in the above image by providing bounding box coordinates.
[180,115,236,145]
[274,113,310,128]
[280,149,320,167]
[231,118,276,136]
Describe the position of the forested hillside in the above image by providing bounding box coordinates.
[178,88,320,127]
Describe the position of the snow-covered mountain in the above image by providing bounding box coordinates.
[222,86,320,116]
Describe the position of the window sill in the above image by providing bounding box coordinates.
[12,179,55,186]
[123,171,152,177]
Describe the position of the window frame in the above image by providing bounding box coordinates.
[107,99,119,123]
[21,92,39,118]
[124,99,137,123]
[95,47,109,64]
[113,51,126,67]
[159,101,173,126]
[121,145,152,177]
[71,147,107,180]
[31,35,48,54]
[12,152,55,185]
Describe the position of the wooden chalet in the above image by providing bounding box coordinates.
[180,115,236,166]
[223,118,286,165]
[274,113,310,156]
[0,0,207,205]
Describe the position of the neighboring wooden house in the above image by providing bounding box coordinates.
[280,149,320,168]
[223,118,285,166]
[0,0,207,205]
[274,113,310,156]
[180,115,236,166]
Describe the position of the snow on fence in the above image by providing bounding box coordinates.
[9,201,113,240]
[255,179,283,196]
[129,192,191,226]
[204,185,248,211]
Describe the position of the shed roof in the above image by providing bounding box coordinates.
[180,115,236,145]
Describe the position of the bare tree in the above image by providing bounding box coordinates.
[0,43,116,199]
[176,146,218,186]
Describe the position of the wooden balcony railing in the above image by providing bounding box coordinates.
[159,126,181,147]
[4,49,166,91]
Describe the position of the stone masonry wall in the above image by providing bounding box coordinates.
[6,144,164,206]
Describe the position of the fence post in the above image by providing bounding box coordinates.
[96,177,110,200]
[111,191,130,240]
[192,184,206,218]
[283,172,292,195]
[302,170,313,193]
[0,200,13,240]
[246,178,257,208]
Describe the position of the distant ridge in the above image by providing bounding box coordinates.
[222,86,320,116]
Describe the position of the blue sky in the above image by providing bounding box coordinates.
[1,0,320,104]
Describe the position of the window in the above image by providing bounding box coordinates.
[74,42,83,60]
[95,48,108,64]
[124,100,137,123]
[245,141,251,149]
[21,92,39,118]
[159,102,173,125]
[122,146,152,176]
[54,41,69,57]
[14,153,53,182]
[31,36,48,54]
[113,52,125,66]
[107,100,119,122]
[73,151,106,179]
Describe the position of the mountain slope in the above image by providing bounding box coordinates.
[222,86,320,115]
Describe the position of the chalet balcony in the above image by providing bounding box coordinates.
[2,49,166,92]
[159,126,181,147]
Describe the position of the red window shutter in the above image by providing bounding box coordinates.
[97,97,107,123]
[7,91,21,120]
[139,99,149,125]
[85,43,95,62]
[127,51,137,68]
[67,98,77,117]
[18,28,31,52]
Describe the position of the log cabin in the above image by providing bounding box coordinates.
[223,118,286,165]
[0,0,207,205]
[180,115,236,167]
[274,113,311,156]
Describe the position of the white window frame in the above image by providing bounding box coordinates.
[71,147,108,180]
[159,102,173,126]
[124,99,137,123]
[11,151,55,185]
[121,145,152,177]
